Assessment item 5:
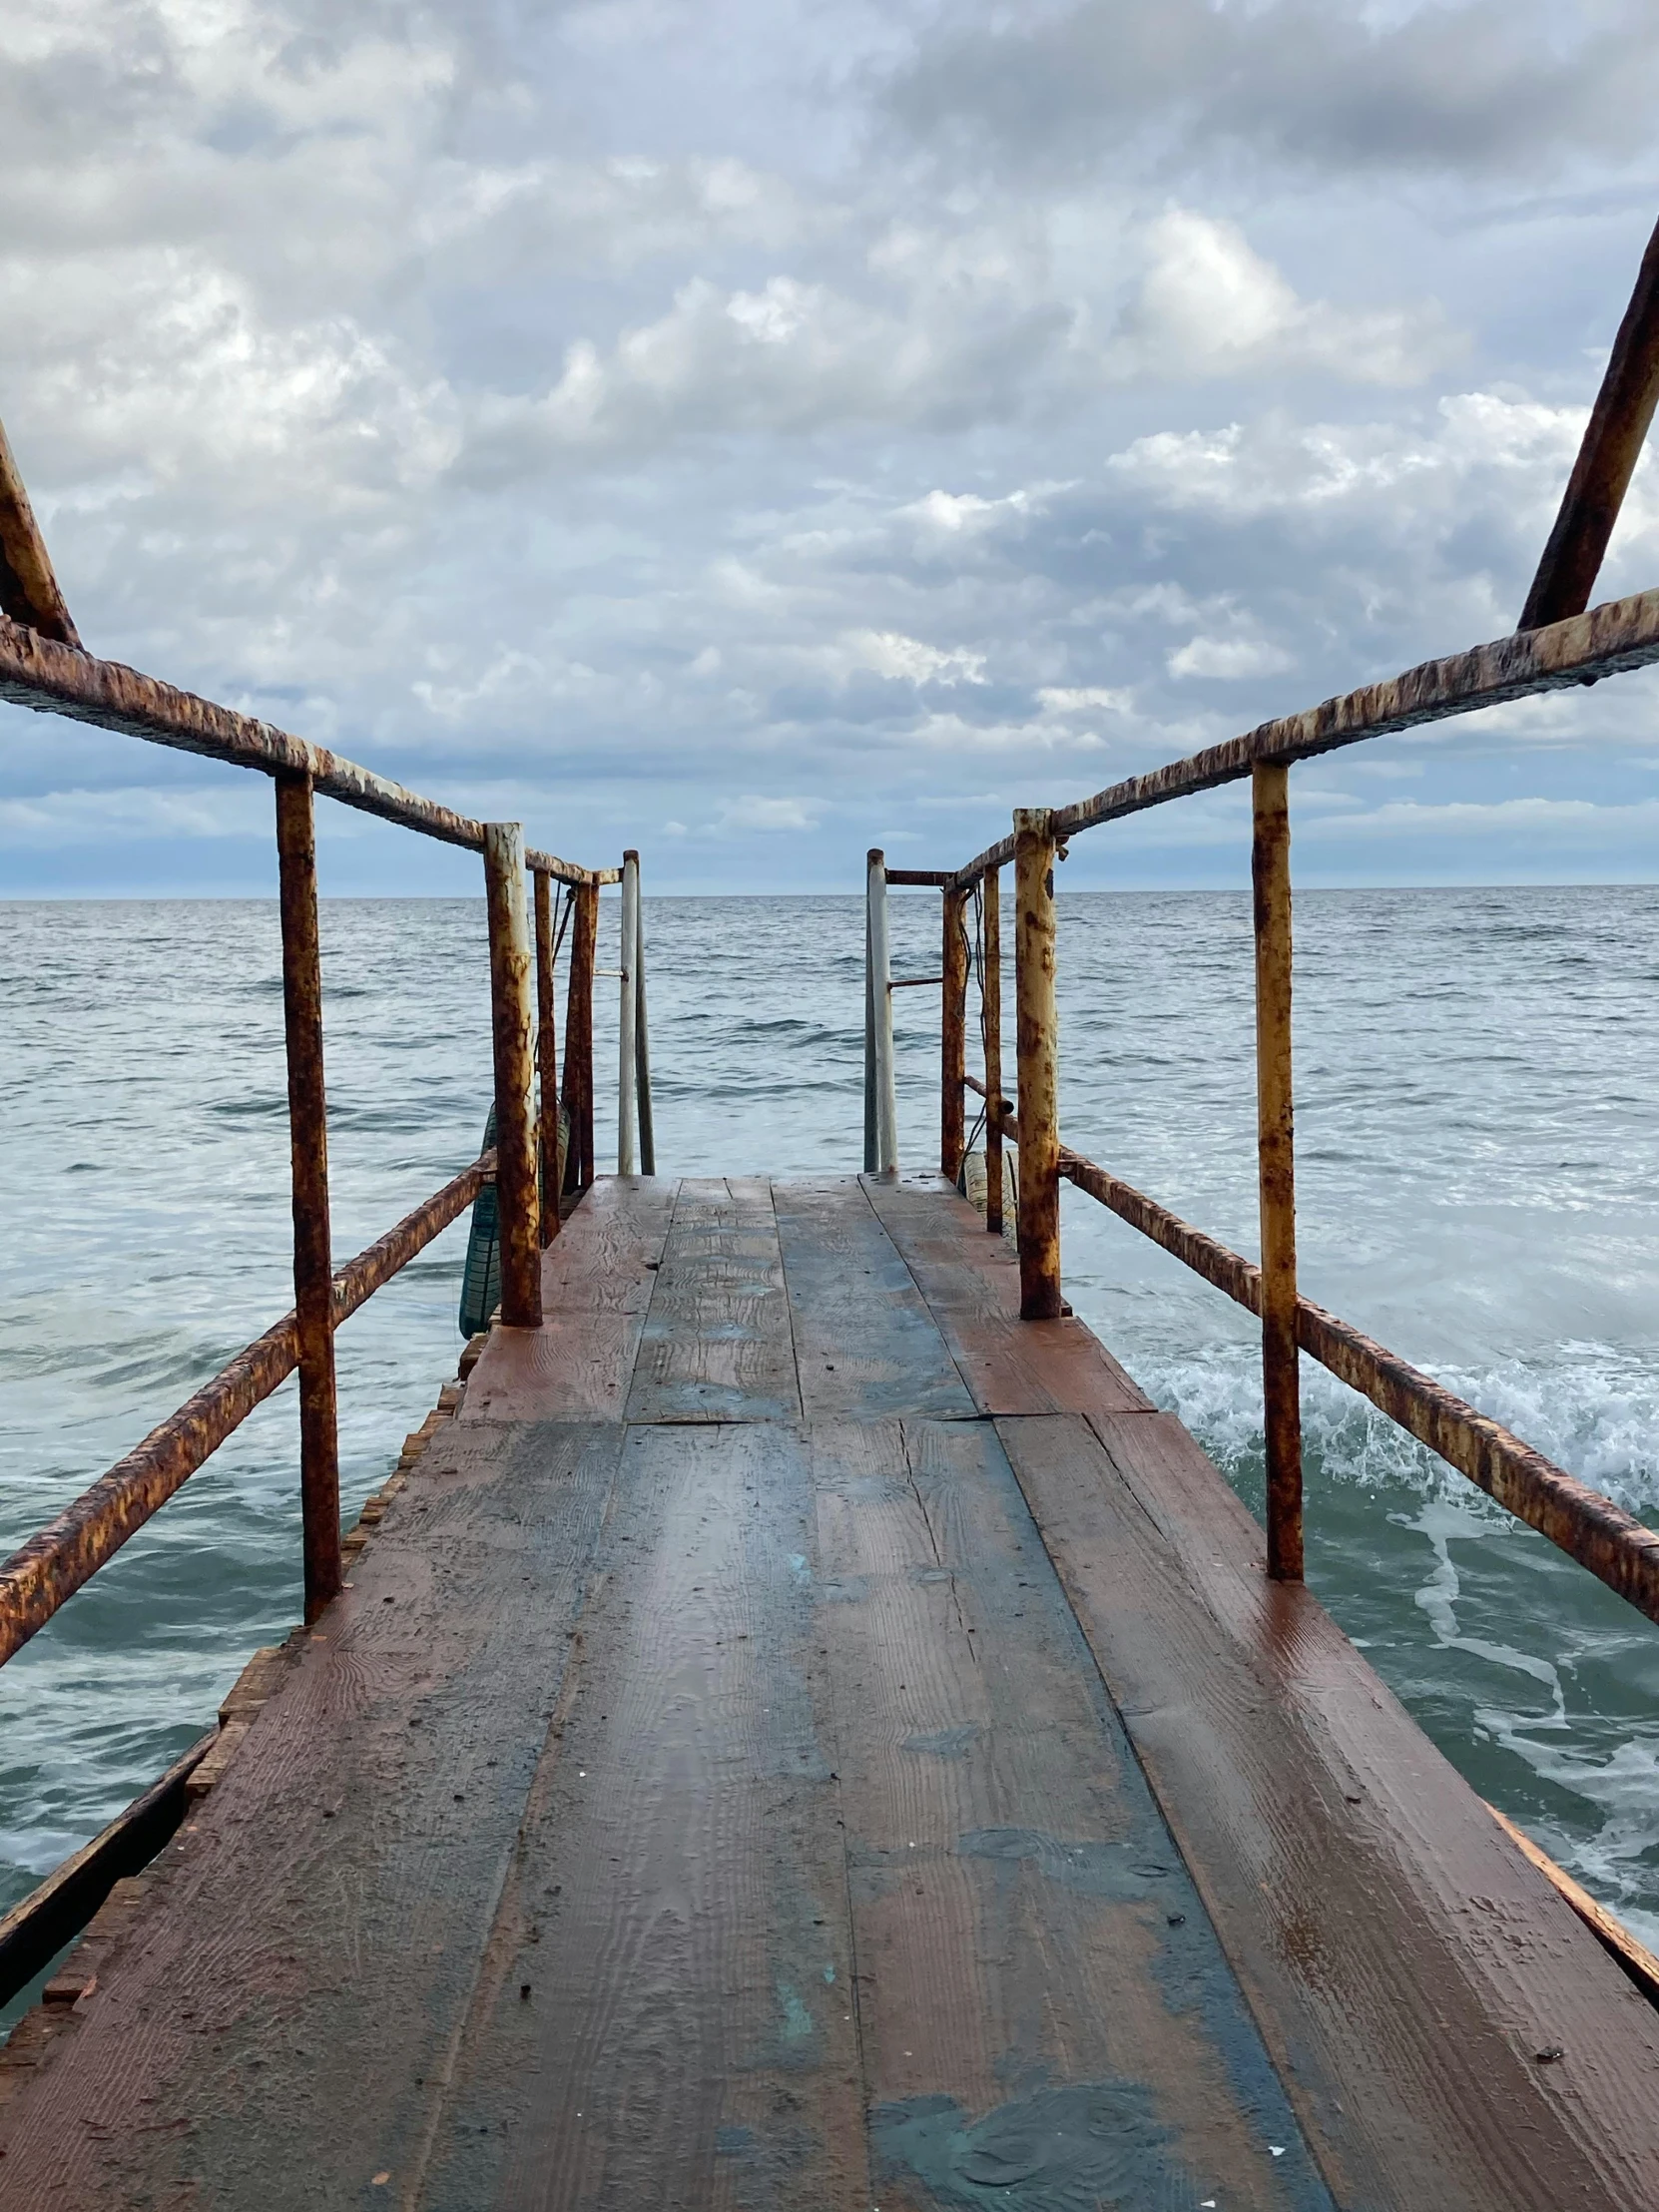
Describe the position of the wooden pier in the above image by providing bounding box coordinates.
[5,1174,1659,2209]
[11,216,1659,2212]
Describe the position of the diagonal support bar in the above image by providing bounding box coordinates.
[0,417,79,647]
[1521,210,1659,632]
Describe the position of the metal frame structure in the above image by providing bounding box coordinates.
[862,210,1659,1623]
[0,446,654,1663]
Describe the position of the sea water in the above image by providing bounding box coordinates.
[3,887,1658,2033]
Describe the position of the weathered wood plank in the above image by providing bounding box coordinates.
[462,1175,679,1422]
[0,1418,626,2208]
[813,1417,1329,2212]
[997,1407,1659,2211]
[419,1420,865,2211]
[861,1174,1152,1416]
[625,1179,802,1423]
[774,1178,977,1423]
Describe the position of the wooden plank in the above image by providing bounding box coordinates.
[624,1179,802,1423]
[996,1408,1659,2212]
[0,1416,627,2207]
[861,1174,1152,1416]
[773,1178,977,1424]
[0,1729,216,2008]
[462,1174,679,1421]
[813,1417,1329,2212]
[419,1420,866,2210]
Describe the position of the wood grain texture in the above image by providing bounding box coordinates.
[0,1417,626,2209]
[773,1177,977,1424]
[997,1407,1659,2212]
[861,1173,1152,1415]
[6,1179,1652,2212]
[462,1176,679,1421]
[813,1417,1330,2212]
[625,1179,802,1423]
[419,1421,865,2212]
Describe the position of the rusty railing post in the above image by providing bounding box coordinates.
[618,849,640,1175]
[1253,760,1303,1580]
[634,857,655,1175]
[562,875,598,1193]
[982,865,1004,1236]
[866,848,897,1174]
[275,772,340,1622]
[533,868,562,1245]
[483,823,542,1328]
[941,884,968,1182]
[1013,809,1061,1319]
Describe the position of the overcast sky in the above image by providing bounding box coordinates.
[5,0,1659,894]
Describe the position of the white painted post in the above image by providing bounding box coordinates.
[634,858,655,1176]
[866,846,898,1175]
[618,849,639,1175]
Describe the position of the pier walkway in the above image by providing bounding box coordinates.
[4,1176,1659,2210]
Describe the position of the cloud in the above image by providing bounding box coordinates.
[1106,213,1455,388]
[1168,632,1293,681]
[881,0,1659,182]
[1,0,1655,897]
[717,794,821,831]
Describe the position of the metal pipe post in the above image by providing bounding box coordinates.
[866,848,897,1174]
[863,877,877,1174]
[1013,809,1061,1320]
[483,823,542,1327]
[275,772,340,1622]
[634,860,656,1175]
[983,866,1004,1236]
[940,885,968,1182]
[562,877,598,1192]
[533,869,562,1245]
[1253,761,1303,1580]
[618,850,640,1175]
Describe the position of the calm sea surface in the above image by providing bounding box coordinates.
[5,887,1659,2031]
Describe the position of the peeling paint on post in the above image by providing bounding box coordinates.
[983,866,1004,1237]
[618,851,640,1176]
[940,885,968,1182]
[563,877,598,1193]
[866,849,897,1175]
[275,772,340,1622]
[634,857,656,1175]
[1013,809,1061,1320]
[1253,761,1303,1581]
[484,823,542,1328]
[534,869,562,1245]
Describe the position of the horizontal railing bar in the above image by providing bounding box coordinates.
[0,1151,495,1670]
[1049,589,1659,842]
[884,868,954,886]
[889,974,944,988]
[947,834,1015,890]
[0,615,597,885]
[1056,1145,1659,1625]
[937,588,1659,888]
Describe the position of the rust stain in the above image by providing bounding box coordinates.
[0,1153,494,1669]
[1057,1145,1659,1627]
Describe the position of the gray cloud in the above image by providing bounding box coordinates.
[881,0,1659,183]
[0,0,1656,895]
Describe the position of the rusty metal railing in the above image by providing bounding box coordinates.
[866,206,1659,1630]
[0,431,646,1663]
